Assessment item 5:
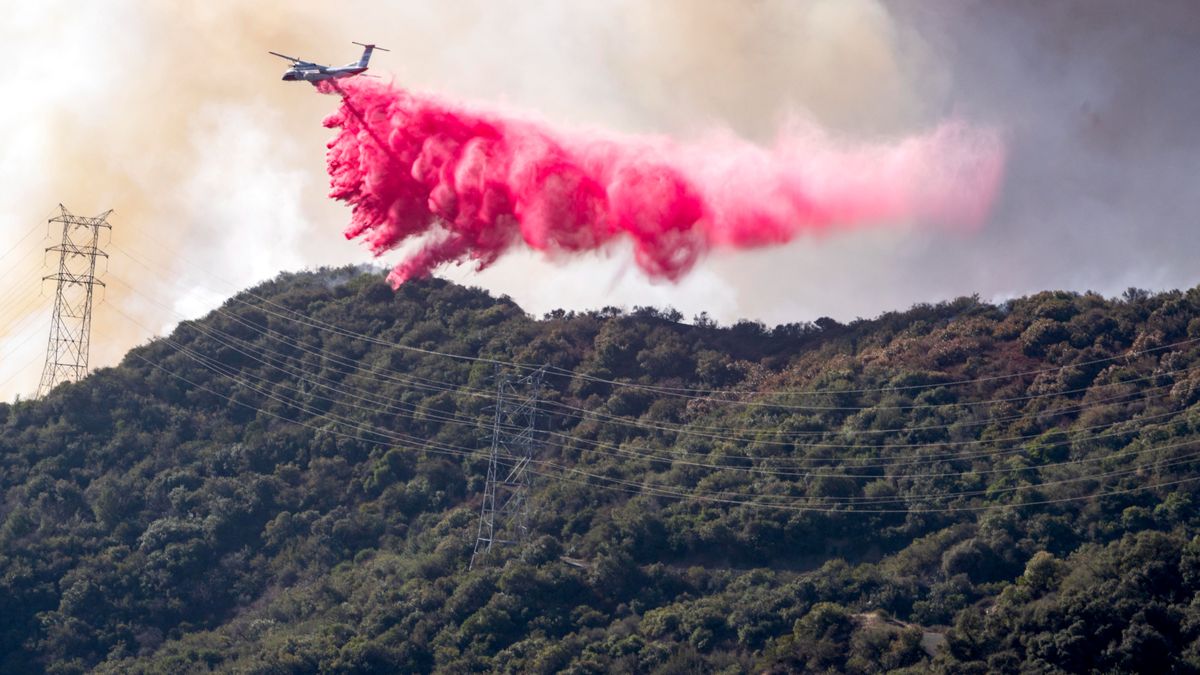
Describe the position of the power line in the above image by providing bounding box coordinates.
[102,266,1189,476]
[123,341,1200,515]
[0,221,47,271]
[105,267,1187,453]
[84,240,1200,512]
[108,301,1192,492]
[105,272,1189,474]
[0,314,53,398]
[529,460,1200,515]
[109,303,1200,512]
[108,237,1199,408]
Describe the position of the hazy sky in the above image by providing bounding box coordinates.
[1,0,1197,399]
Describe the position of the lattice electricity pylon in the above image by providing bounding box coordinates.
[37,205,112,398]
[470,366,547,569]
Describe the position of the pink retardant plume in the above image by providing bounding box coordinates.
[321,79,1006,287]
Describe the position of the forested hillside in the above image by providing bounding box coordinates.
[4,268,1200,673]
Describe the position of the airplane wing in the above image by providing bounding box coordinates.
[269,51,327,70]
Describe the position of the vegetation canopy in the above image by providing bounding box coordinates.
[4,268,1200,673]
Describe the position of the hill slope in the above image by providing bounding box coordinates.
[3,270,1200,673]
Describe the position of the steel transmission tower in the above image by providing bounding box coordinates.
[37,205,112,398]
[471,366,546,569]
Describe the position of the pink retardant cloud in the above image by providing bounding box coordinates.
[321,79,1005,287]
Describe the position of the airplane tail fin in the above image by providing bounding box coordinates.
[352,42,389,68]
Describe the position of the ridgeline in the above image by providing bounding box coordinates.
[3,268,1200,673]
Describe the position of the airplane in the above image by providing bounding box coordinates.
[269,42,389,83]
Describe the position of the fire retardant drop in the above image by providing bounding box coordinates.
[321,79,1006,287]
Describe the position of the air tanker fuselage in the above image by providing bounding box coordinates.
[271,43,388,84]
